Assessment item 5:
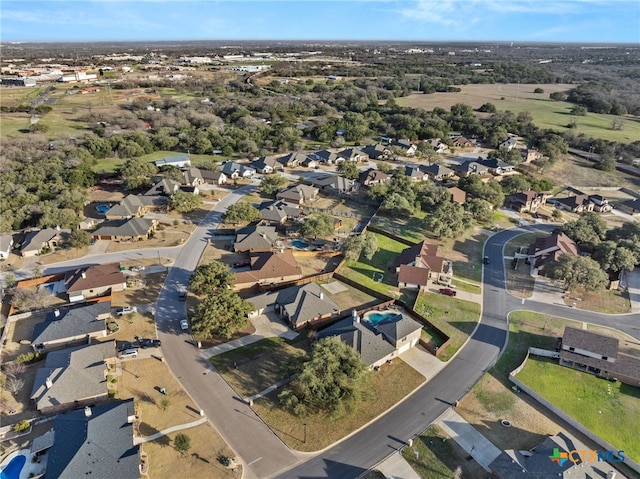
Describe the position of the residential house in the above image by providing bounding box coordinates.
[42,399,139,479]
[489,432,623,479]
[31,301,111,351]
[450,136,473,149]
[499,135,518,151]
[154,154,190,168]
[64,262,126,303]
[358,168,390,187]
[553,195,594,213]
[425,138,448,154]
[252,156,282,174]
[618,198,640,216]
[404,165,429,182]
[302,157,318,168]
[526,232,579,273]
[393,139,417,156]
[318,311,423,367]
[145,178,181,196]
[200,169,228,185]
[257,200,301,225]
[397,265,431,291]
[30,341,116,414]
[520,148,542,163]
[278,152,309,168]
[234,225,279,253]
[234,250,303,289]
[310,150,340,165]
[559,326,640,386]
[588,194,613,212]
[182,166,204,186]
[476,157,514,175]
[20,228,66,257]
[92,217,157,242]
[221,161,255,179]
[337,147,364,163]
[0,233,14,259]
[447,186,467,204]
[422,163,455,181]
[276,184,318,205]
[308,174,356,194]
[361,144,392,160]
[396,241,453,286]
[504,190,548,213]
[248,282,340,329]
[453,161,489,177]
[105,194,167,220]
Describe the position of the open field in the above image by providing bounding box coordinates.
[398,83,640,143]
[517,356,640,462]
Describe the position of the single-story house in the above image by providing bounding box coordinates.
[276,184,318,205]
[308,174,356,194]
[393,139,417,156]
[278,152,309,168]
[105,194,167,220]
[257,200,301,225]
[234,250,303,289]
[358,168,390,187]
[553,195,594,213]
[447,186,467,204]
[453,161,489,177]
[221,161,255,179]
[404,165,429,182]
[182,166,204,186]
[155,154,190,168]
[527,232,579,273]
[302,157,318,168]
[396,240,452,286]
[337,147,364,163]
[234,225,279,253]
[92,217,158,242]
[476,157,514,175]
[31,301,111,351]
[42,399,139,479]
[310,150,340,165]
[425,138,448,154]
[361,144,392,160]
[588,194,613,212]
[145,178,181,196]
[422,163,455,181]
[504,190,548,213]
[0,233,14,259]
[64,262,126,303]
[20,228,67,257]
[200,169,228,185]
[30,341,116,414]
[499,135,518,151]
[450,136,473,149]
[617,198,640,216]
[520,148,542,163]
[318,311,423,367]
[252,156,282,174]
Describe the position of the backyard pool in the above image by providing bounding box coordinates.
[95,204,110,214]
[0,452,26,479]
[363,310,402,326]
[291,240,309,249]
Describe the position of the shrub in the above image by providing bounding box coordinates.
[13,420,30,432]
[16,351,42,364]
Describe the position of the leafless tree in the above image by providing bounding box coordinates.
[3,362,26,378]
[5,377,25,395]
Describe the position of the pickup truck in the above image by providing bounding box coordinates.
[116,306,138,316]
[439,288,457,297]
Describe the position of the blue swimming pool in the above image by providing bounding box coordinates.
[0,454,26,479]
[291,240,309,249]
[95,204,110,214]
[364,310,400,326]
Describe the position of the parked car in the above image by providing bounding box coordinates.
[483,256,490,265]
[180,319,189,330]
[439,288,457,297]
[233,261,250,268]
[130,265,145,272]
[135,337,161,348]
[118,348,138,359]
[178,291,187,301]
[116,306,138,316]
[117,342,136,352]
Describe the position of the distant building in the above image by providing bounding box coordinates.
[154,155,190,168]
[2,77,36,87]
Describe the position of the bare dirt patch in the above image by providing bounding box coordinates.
[535,155,640,190]
[562,286,630,314]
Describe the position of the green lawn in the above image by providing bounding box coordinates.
[370,213,426,243]
[414,291,481,361]
[517,356,640,462]
[444,230,488,284]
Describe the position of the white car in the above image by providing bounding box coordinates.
[116,306,138,316]
[180,319,189,330]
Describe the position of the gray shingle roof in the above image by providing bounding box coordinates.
[373,313,423,344]
[0,233,14,252]
[31,301,110,346]
[20,228,63,254]
[93,217,156,239]
[562,326,619,358]
[234,225,278,252]
[45,399,139,479]
[258,200,300,223]
[277,283,340,327]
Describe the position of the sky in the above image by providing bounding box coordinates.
[1,0,639,44]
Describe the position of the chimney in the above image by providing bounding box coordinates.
[81,271,87,279]
[54,309,60,317]
[607,471,617,479]
[319,291,324,300]
[45,376,53,389]
[352,309,360,323]
[84,406,92,417]
[415,255,421,268]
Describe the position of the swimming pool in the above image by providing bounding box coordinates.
[0,452,26,479]
[95,204,110,214]
[291,240,309,249]
[363,310,402,326]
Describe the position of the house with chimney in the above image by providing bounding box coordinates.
[404,165,430,182]
[30,341,116,414]
[257,200,302,225]
[64,263,126,303]
[526,232,579,274]
[19,228,67,257]
[396,241,453,288]
[182,166,205,186]
[233,250,303,290]
[234,225,279,253]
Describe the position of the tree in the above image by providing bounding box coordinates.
[191,289,252,339]
[360,232,379,260]
[500,175,531,194]
[2,361,26,378]
[120,157,158,190]
[570,105,588,116]
[300,213,334,238]
[223,202,261,225]
[278,336,367,417]
[464,198,493,223]
[342,232,378,261]
[594,156,616,172]
[593,241,637,273]
[5,377,25,395]
[259,174,288,196]
[190,261,234,295]
[174,433,191,456]
[559,212,607,247]
[544,254,608,291]
[169,190,202,213]
[534,88,545,94]
[336,161,359,180]
[549,92,567,101]
[69,229,91,249]
[478,102,497,113]
[425,202,472,238]
[381,192,413,217]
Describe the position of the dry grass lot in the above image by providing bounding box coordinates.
[562,286,630,314]
[105,221,196,252]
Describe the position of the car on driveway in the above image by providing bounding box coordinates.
[117,342,136,352]
[439,288,457,297]
[135,337,161,348]
[233,261,250,269]
[116,306,137,316]
[180,319,189,330]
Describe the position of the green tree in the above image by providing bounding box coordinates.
[169,190,203,213]
[500,175,531,194]
[544,254,608,291]
[464,198,493,223]
[120,157,158,190]
[360,232,379,260]
[595,156,616,172]
[300,212,334,238]
[190,261,234,295]
[174,433,191,456]
[425,202,472,238]
[223,202,261,225]
[160,165,185,182]
[278,336,367,417]
[259,174,288,196]
[570,105,588,116]
[534,88,545,94]
[191,289,252,339]
[381,192,413,217]
[559,212,607,247]
[593,241,637,273]
[336,161,359,180]
[342,232,378,261]
[69,229,91,248]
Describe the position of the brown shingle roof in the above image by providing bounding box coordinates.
[398,265,430,286]
[562,326,619,358]
[65,263,125,293]
[528,232,578,257]
[234,250,302,284]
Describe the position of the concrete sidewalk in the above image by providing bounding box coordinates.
[436,408,501,471]
[623,267,640,314]
[376,450,421,479]
[134,417,208,445]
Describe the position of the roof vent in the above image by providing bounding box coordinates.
[54,309,60,317]
[84,406,92,417]
[45,376,53,389]
[319,291,324,300]
[81,271,87,279]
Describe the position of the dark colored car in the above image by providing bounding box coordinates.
[178,291,187,301]
[233,261,250,268]
[135,337,161,348]
[117,342,136,352]
[483,256,490,265]
[439,288,457,297]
